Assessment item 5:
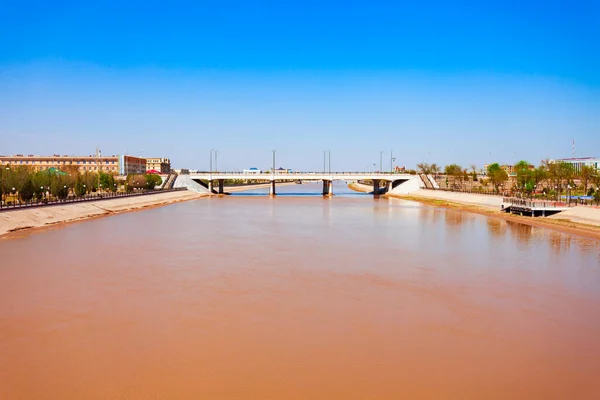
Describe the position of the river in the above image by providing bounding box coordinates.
[1,182,599,399]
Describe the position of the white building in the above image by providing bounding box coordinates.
[243,167,262,174]
[550,157,600,174]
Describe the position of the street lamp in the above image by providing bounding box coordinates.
[379,151,384,172]
[390,150,395,173]
[272,149,276,175]
[323,150,327,173]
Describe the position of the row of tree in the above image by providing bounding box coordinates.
[0,165,162,203]
[417,160,600,197]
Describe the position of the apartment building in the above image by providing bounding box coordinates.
[119,155,147,175]
[146,157,171,174]
[0,154,119,173]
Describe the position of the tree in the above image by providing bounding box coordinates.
[470,164,478,182]
[444,164,464,189]
[145,174,162,190]
[579,165,597,192]
[430,163,441,178]
[75,178,87,196]
[487,163,508,193]
[57,185,69,200]
[416,162,431,175]
[514,160,533,192]
[20,178,35,202]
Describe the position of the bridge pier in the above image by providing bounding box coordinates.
[208,180,214,193]
[373,179,381,198]
[322,180,333,196]
[270,180,276,196]
[218,179,224,194]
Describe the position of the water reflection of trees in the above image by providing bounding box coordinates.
[505,220,533,244]
[548,231,572,255]
[486,219,507,238]
[444,210,471,226]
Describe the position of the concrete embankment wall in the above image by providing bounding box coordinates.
[0,190,206,237]
[390,189,503,209]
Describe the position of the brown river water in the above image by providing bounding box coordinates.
[1,183,600,399]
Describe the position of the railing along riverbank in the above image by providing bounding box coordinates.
[0,187,187,213]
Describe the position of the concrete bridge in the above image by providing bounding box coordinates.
[184,172,421,197]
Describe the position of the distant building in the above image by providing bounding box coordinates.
[146,157,171,174]
[0,154,119,173]
[275,167,292,174]
[243,167,262,174]
[119,155,147,175]
[550,157,600,174]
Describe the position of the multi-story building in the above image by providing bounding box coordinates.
[119,155,147,175]
[146,157,171,174]
[0,154,120,173]
[0,153,151,176]
[550,157,600,174]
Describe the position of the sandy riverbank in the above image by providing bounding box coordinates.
[387,189,600,240]
[0,190,207,238]
[224,181,298,193]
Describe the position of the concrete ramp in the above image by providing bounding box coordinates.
[388,176,423,194]
[173,175,211,194]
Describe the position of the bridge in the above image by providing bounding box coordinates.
[184,172,421,197]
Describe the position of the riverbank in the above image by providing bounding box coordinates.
[348,182,373,193]
[224,181,301,193]
[0,190,206,238]
[387,189,600,240]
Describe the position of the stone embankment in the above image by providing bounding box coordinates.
[0,190,206,237]
[386,188,600,238]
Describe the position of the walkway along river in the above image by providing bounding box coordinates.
[1,182,599,399]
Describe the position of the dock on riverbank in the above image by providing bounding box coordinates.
[0,190,206,238]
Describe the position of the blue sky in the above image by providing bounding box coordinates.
[1,0,599,170]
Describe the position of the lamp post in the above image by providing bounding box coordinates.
[323,150,327,173]
[379,151,384,172]
[328,149,331,173]
[567,184,571,206]
[214,150,219,172]
[390,150,394,173]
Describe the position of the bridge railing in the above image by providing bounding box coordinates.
[502,197,569,209]
[192,171,408,175]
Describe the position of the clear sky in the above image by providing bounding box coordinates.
[1,0,599,171]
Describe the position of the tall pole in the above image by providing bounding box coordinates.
[209,149,213,178]
[390,150,393,173]
[379,151,384,172]
[323,150,326,173]
[272,150,276,175]
[214,150,218,172]
[328,149,331,173]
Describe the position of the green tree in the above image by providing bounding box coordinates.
[487,163,508,193]
[514,160,533,193]
[57,185,69,200]
[579,165,597,193]
[75,178,87,196]
[20,178,35,202]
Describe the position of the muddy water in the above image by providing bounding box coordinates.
[1,183,600,399]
